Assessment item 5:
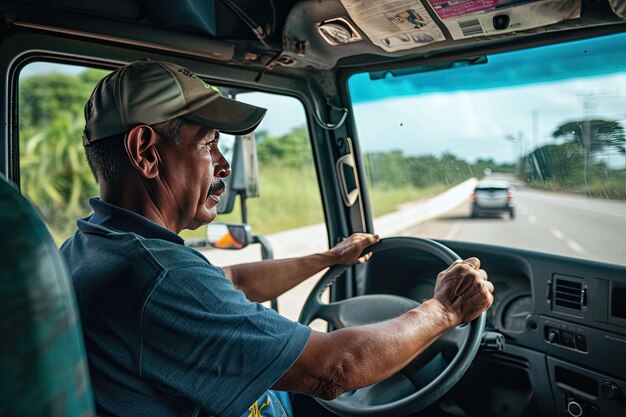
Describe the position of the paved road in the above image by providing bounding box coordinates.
[401,185,626,266]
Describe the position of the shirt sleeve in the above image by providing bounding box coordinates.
[139,264,311,417]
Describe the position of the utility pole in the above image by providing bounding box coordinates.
[532,109,538,153]
[582,95,592,196]
[506,131,524,176]
[517,131,524,177]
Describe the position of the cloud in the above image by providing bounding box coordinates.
[353,73,626,163]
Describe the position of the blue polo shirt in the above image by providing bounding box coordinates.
[60,198,311,417]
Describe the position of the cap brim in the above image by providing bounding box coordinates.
[184,96,267,135]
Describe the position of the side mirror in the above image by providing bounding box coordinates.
[206,223,252,250]
[217,132,260,214]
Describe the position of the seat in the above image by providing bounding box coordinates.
[0,174,95,417]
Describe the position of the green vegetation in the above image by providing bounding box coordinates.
[19,69,110,242]
[524,118,626,199]
[367,184,449,215]
[181,172,451,240]
[182,136,512,240]
[223,164,324,234]
[364,151,513,218]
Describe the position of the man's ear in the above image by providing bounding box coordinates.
[124,125,160,179]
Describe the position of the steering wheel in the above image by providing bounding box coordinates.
[298,237,486,417]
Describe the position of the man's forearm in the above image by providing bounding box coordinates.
[223,252,336,302]
[273,299,456,398]
[222,233,379,302]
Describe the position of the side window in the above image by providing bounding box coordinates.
[19,63,325,322]
[18,62,110,244]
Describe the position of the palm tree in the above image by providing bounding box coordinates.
[19,71,104,242]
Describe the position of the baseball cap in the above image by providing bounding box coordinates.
[82,60,267,145]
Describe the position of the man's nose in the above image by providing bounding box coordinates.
[214,149,231,178]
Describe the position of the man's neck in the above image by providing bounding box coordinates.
[100,182,178,233]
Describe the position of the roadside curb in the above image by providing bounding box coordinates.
[374,178,478,237]
[201,178,477,263]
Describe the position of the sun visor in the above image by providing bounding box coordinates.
[609,0,626,18]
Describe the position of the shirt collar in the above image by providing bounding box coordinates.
[86,198,184,244]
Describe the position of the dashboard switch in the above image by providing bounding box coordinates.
[547,328,560,344]
[561,331,576,348]
[566,400,583,417]
[480,331,505,352]
[544,325,589,352]
[574,333,588,352]
[600,381,620,399]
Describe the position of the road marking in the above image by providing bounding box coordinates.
[550,227,585,254]
[566,239,585,254]
[550,228,565,240]
[444,221,462,240]
[528,214,537,224]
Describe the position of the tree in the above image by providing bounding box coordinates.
[19,69,108,241]
[256,126,312,167]
[527,143,583,187]
[552,119,625,194]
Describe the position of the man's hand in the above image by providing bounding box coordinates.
[278,253,492,399]
[432,257,494,326]
[326,233,381,265]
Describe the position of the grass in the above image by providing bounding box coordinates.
[181,169,452,240]
[39,162,462,243]
[527,178,626,200]
[181,164,324,239]
[587,180,626,200]
[368,183,449,217]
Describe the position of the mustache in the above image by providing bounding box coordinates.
[208,179,225,196]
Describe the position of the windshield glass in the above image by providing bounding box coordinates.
[348,31,626,266]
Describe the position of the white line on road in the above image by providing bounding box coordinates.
[550,228,565,240]
[566,239,585,254]
[444,221,462,240]
[528,214,537,224]
[549,227,585,254]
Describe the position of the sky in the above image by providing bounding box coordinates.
[350,72,626,164]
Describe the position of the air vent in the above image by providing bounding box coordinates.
[554,277,585,310]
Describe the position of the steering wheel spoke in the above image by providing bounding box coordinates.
[435,323,471,350]
[335,372,417,407]
[316,295,421,329]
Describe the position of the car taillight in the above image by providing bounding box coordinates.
[507,191,513,201]
[472,192,477,202]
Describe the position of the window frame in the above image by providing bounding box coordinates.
[3,32,350,246]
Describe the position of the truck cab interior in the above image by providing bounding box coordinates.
[1,1,626,416]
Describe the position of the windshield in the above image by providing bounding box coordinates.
[349,31,626,266]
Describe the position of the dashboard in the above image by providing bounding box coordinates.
[359,240,626,417]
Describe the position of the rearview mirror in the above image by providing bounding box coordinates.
[217,132,260,214]
[206,223,252,250]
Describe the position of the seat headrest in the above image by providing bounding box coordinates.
[0,174,95,417]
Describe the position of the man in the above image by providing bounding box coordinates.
[61,60,494,417]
